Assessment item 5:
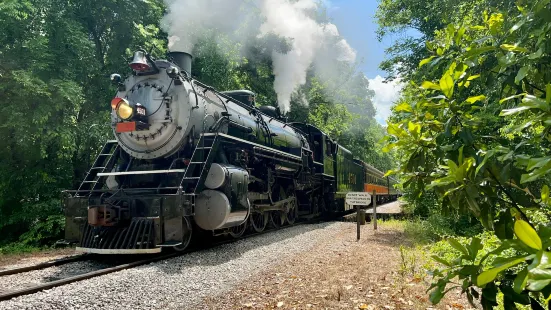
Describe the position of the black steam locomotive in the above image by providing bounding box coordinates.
[62,49,398,254]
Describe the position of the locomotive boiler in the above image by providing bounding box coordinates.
[62,49,398,254]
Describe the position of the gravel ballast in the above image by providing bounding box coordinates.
[0,222,342,310]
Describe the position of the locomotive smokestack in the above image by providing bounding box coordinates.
[168,51,192,74]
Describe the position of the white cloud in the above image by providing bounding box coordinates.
[368,75,404,125]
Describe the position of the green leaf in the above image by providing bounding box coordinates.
[464,46,495,58]
[432,255,452,267]
[394,102,413,112]
[467,74,481,81]
[528,48,544,60]
[439,73,454,98]
[427,175,456,189]
[500,106,531,116]
[515,66,530,84]
[522,172,546,184]
[495,211,514,240]
[546,84,551,104]
[429,285,445,304]
[466,95,486,104]
[499,93,527,104]
[514,220,542,250]
[408,121,421,137]
[419,56,436,68]
[382,143,396,153]
[542,185,550,204]
[527,279,551,291]
[387,123,406,137]
[448,238,469,256]
[421,81,441,90]
[529,268,551,281]
[477,257,526,286]
[510,19,526,33]
[467,237,482,260]
[481,282,499,308]
[522,95,548,111]
[514,267,529,293]
[501,44,529,53]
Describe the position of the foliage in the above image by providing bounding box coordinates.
[0,0,165,247]
[380,0,551,308]
[375,0,518,81]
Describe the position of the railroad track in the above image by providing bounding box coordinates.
[0,254,89,277]
[0,221,309,302]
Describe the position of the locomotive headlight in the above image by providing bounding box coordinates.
[116,101,134,120]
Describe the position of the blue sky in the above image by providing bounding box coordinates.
[323,0,407,125]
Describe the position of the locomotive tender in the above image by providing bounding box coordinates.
[62,49,399,254]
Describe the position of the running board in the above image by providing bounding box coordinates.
[75,247,161,254]
[157,241,183,247]
[97,169,185,177]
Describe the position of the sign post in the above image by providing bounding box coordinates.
[372,190,377,231]
[346,192,372,241]
[356,205,360,240]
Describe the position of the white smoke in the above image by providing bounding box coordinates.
[161,0,244,52]
[161,0,357,113]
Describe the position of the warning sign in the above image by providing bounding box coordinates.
[345,192,372,206]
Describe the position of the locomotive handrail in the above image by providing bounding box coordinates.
[64,187,184,196]
[97,169,186,177]
[205,133,302,162]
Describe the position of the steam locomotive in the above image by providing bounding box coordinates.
[62,49,399,254]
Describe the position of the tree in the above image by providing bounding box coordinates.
[382,1,551,307]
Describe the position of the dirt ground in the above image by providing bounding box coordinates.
[204,222,474,310]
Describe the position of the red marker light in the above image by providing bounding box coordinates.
[111,97,123,110]
[129,62,151,71]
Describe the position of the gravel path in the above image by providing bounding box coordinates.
[0,222,341,310]
[365,201,403,214]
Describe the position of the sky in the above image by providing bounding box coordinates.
[324,0,408,125]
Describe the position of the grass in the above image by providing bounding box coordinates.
[0,243,42,255]
[0,242,76,268]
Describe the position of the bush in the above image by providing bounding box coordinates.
[403,214,483,244]
[0,198,65,253]
[19,215,65,247]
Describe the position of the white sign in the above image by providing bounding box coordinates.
[346,192,372,206]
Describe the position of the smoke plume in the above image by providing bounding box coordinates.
[161,0,357,113]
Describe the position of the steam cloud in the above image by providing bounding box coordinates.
[161,0,357,113]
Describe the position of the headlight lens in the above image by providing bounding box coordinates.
[116,100,134,120]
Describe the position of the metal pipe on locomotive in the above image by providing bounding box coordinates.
[61,49,400,254]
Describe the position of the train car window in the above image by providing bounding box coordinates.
[325,138,331,156]
[313,135,323,161]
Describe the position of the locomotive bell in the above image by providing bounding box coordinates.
[129,50,151,71]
